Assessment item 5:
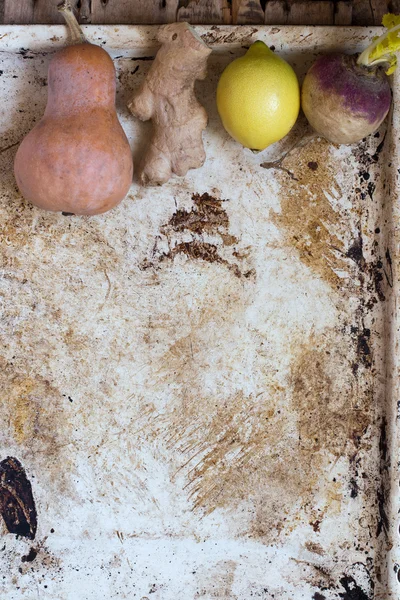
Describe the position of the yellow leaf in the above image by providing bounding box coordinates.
[363,13,400,72]
[382,13,400,29]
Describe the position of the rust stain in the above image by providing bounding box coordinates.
[161,240,243,278]
[255,132,385,543]
[0,358,75,499]
[131,212,380,542]
[163,193,230,236]
[195,559,237,599]
[137,322,375,542]
[270,138,348,290]
[9,378,37,445]
[300,562,374,600]
[6,539,62,578]
[270,130,389,313]
[142,192,255,280]
[5,370,65,451]
[304,541,325,556]
[27,543,61,571]
[292,337,371,458]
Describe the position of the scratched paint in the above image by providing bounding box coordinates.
[0,25,398,600]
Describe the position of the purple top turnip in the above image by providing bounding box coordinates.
[301,15,400,144]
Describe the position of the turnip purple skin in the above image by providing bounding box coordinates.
[302,54,391,144]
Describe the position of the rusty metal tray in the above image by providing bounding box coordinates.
[0,24,399,600]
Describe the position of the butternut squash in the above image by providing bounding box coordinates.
[14,1,133,215]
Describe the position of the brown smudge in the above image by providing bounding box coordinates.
[195,559,237,599]
[291,559,334,589]
[270,129,387,310]
[376,418,389,538]
[133,184,380,540]
[21,547,38,562]
[138,326,374,542]
[9,377,40,446]
[356,328,372,369]
[292,338,371,458]
[265,133,384,546]
[310,520,321,533]
[17,541,62,576]
[160,240,242,278]
[6,371,64,449]
[163,193,230,236]
[142,192,254,280]
[305,541,325,556]
[337,574,372,600]
[0,358,75,501]
[271,139,348,290]
[0,457,37,540]
[308,565,374,600]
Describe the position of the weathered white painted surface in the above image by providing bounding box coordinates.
[0,25,398,599]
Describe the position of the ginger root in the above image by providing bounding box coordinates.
[127,23,211,185]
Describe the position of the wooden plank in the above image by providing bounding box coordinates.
[389,0,400,14]
[3,0,92,24]
[30,0,73,24]
[78,0,93,23]
[368,0,389,25]
[0,0,390,27]
[334,1,352,25]
[4,0,34,24]
[4,0,179,24]
[265,1,288,24]
[265,0,337,25]
[177,0,231,24]
[287,1,334,25]
[233,0,264,24]
[91,0,179,24]
[352,0,388,25]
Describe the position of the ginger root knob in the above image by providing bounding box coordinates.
[127,22,211,185]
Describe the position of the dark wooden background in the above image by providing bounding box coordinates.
[0,0,396,26]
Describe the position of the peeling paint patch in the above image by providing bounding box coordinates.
[21,546,38,562]
[338,574,371,600]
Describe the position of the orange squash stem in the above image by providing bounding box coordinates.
[58,0,87,45]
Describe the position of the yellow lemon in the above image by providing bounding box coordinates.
[217,41,300,150]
